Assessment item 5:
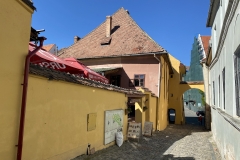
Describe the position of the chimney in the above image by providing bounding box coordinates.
[106,16,112,37]
[74,36,80,43]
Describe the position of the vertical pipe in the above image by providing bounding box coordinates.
[154,54,161,130]
[17,37,45,160]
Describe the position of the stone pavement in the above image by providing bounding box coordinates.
[72,124,221,160]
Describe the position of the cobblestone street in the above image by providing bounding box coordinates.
[73,108,221,160]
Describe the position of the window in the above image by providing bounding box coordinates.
[218,75,220,108]
[222,68,225,109]
[110,75,121,87]
[213,81,215,105]
[133,74,145,87]
[234,48,240,116]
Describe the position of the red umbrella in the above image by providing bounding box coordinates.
[64,58,109,84]
[29,43,84,77]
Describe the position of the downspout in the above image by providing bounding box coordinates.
[154,54,161,130]
[154,54,161,97]
[17,37,46,160]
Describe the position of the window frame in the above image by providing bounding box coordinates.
[213,81,215,105]
[234,48,240,116]
[222,67,225,109]
[133,74,145,87]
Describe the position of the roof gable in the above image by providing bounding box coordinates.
[59,7,166,59]
[200,36,210,56]
[42,44,55,51]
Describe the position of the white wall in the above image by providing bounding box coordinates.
[209,2,240,159]
[210,1,240,117]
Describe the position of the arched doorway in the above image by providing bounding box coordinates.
[168,109,176,124]
[183,88,205,125]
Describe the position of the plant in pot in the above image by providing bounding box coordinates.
[143,106,148,111]
[125,107,132,115]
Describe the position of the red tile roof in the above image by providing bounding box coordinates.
[58,7,166,59]
[200,36,210,56]
[42,44,55,51]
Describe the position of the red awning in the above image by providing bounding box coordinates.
[29,43,85,76]
[29,43,109,84]
[64,58,109,84]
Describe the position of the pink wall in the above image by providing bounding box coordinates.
[80,55,160,96]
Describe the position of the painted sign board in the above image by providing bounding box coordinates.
[104,110,123,145]
[127,122,141,138]
[143,121,153,136]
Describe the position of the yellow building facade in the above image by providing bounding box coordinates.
[168,55,186,124]
[22,74,129,160]
[0,1,34,159]
[168,55,204,125]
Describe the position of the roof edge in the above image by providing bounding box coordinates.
[77,51,168,60]
[206,0,220,27]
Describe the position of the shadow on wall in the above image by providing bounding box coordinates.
[105,68,135,89]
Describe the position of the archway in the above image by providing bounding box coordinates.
[179,81,205,125]
[182,88,205,125]
[184,88,204,112]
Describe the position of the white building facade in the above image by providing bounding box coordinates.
[206,0,240,159]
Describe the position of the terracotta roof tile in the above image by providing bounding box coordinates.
[200,36,211,56]
[42,44,55,51]
[58,7,166,59]
[29,64,143,95]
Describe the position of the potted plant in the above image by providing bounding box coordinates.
[125,107,132,115]
[143,106,148,111]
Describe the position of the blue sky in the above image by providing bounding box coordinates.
[32,0,211,66]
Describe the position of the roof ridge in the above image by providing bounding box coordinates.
[58,7,127,57]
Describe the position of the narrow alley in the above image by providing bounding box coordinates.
[73,108,221,160]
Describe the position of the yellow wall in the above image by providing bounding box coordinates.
[0,1,33,159]
[149,96,157,131]
[168,54,204,125]
[156,55,170,130]
[168,55,185,124]
[135,96,146,130]
[179,84,204,96]
[137,89,157,131]
[22,75,128,160]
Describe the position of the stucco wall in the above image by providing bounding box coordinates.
[0,1,33,159]
[209,2,240,159]
[168,55,184,124]
[22,75,128,160]
[81,55,159,96]
[211,109,240,159]
[149,96,157,131]
[157,56,169,130]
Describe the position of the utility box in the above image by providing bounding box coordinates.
[87,113,97,131]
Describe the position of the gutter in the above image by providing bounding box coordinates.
[17,37,46,160]
[76,51,168,60]
[206,0,215,27]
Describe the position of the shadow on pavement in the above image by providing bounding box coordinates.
[72,124,209,160]
[185,116,205,126]
[161,154,195,159]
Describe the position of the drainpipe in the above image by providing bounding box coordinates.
[154,54,161,97]
[17,37,46,160]
[154,54,161,130]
